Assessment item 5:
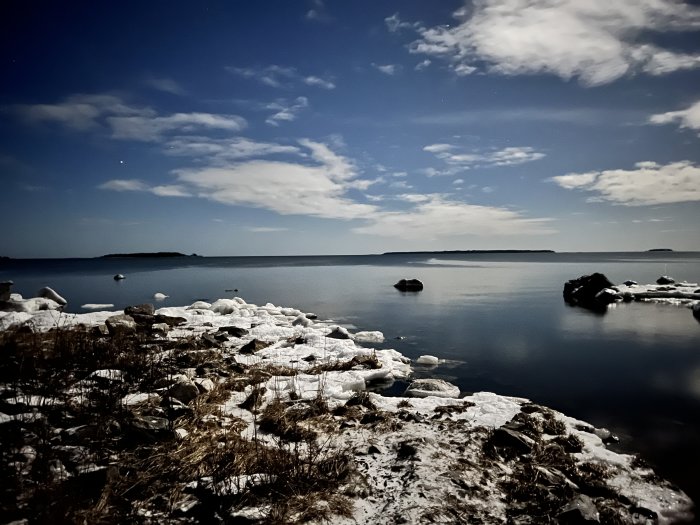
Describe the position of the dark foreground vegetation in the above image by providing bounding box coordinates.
[0,327,354,524]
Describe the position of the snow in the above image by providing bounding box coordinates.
[0,294,694,524]
[405,378,460,398]
[81,303,115,310]
[416,355,439,365]
[153,292,169,301]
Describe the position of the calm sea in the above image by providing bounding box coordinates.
[2,252,699,505]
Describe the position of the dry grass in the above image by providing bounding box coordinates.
[0,325,356,524]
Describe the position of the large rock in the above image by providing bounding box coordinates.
[394,278,424,292]
[105,314,137,335]
[37,286,67,306]
[405,379,460,399]
[1,281,14,302]
[326,326,351,340]
[563,273,616,311]
[558,495,600,524]
[239,339,273,354]
[168,378,200,404]
[656,275,675,285]
[693,303,700,321]
[125,303,155,317]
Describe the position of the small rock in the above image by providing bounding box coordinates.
[114,274,125,280]
[151,322,170,334]
[397,441,418,460]
[194,378,215,393]
[623,280,638,286]
[201,333,220,348]
[239,339,273,354]
[174,428,189,440]
[218,326,249,338]
[292,314,311,327]
[168,379,200,404]
[127,415,172,442]
[153,292,169,301]
[125,303,155,316]
[490,426,536,455]
[154,314,187,326]
[37,286,67,306]
[305,312,318,320]
[394,278,424,291]
[558,495,600,524]
[416,355,439,366]
[656,275,675,285]
[594,427,619,444]
[405,379,460,399]
[326,326,351,340]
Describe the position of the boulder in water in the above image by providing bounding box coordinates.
[656,275,675,285]
[114,274,125,281]
[37,287,67,306]
[563,273,615,311]
[0,281,13,302]
[394,278,424,292]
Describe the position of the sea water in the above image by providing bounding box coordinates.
[2,251,699,503]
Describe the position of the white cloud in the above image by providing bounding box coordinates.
[303,76,336,89]
[145,77,186,95]
[453,178,464,185]
[403,0,700,86]
[12,94,246,142]
[372,63,400,75]
[425,144,545,170]
[415,59,432,71]
[226,65,335,89]
[98,179,191,197]
[108,112,246,142]
[550,161,700,205]
[423,143,455,153]
[264,97,309,126]
[354,195,554,239]
[150,140,374,220]
[164,136,299,163]
[649,99,700,136]
[98,179,149,192]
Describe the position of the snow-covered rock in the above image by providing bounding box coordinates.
[153,292,169,301]
[416,355,439,366]
[405,378,460,398]
[38,286,67,306]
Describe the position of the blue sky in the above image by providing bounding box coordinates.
[1,0,699,257]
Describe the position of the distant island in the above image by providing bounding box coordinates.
[382,249,556,255]
[100,252,200,258]
[648,248,673,252]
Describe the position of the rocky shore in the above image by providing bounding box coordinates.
[0,296,695,523]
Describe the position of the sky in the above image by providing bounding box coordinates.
[1,0,700,258]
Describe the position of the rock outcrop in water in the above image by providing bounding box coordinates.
[563,273,617,311]
[394,278,424,291]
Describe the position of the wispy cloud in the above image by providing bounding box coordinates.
[412,107,644,126]
[108,112,246,142]
[264,96,309,126]
[11,94,246,142]
[391,1,700,86]
[164,136,300,164]
[305,0,331,22]
[649,99,700,137]
[144,76,186,95]
[98,179,192,197]
[372,63,400,75]
[226,65,335,89]
[354,195,554,239]
[423,144,545,172]
[550,161,700,205]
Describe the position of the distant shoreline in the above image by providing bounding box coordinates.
[99,252,198,259]
[382,249,556,255]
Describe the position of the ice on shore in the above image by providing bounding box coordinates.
[0,295,694,524]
